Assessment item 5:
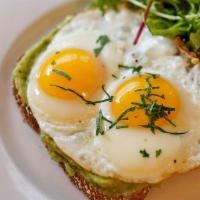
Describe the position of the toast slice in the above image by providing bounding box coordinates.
[12,14,149,200]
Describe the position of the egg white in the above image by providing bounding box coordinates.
[99,67,200,183]
[27,8,200,183]
[27,10,128,135]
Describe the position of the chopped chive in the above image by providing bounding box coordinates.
[49,84,113,105]
[116,125,129,129]
[112,74,118,79]
[141,125,188,135]
[96,110,113,136]
[109,106,136,129]
[102,116,113,124]
[52,69,72,80]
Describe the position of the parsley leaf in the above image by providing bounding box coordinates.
[94,35,110,57]
[156,149,162,158]
[140,149,150,158]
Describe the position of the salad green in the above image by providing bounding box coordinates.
[92,0,125,13]
[93,0,200,56]
[128,0,200,56]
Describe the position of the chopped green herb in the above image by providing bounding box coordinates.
[96,110,105,136]
[112,74,118,79]
[156,149,162,158]
[140,149,150,158]
[102,116,113,124]
[49,84,113,105]
[92,0,124,14]
[96,110,113,136]
[116,125,129,129]
[52,69,72,80]
[132,73,187,135]
[141,124,187,135]
[118,65,143,74]
[108,73,188,135]
[94,35,110,57]
[109,106,136,129]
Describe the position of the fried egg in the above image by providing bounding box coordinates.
[27,8,200,184]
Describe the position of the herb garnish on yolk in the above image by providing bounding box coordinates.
[52,69,72,81]
[96,73,188,136]
[110,73,187,135]
[50,84,113,106]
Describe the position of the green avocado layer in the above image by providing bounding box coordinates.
[41,134,148,197]
[12,13,149,197]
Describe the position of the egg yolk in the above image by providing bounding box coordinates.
[112,75,180,128]
[38,49,105,100]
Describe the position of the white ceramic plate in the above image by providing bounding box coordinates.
[0,1,200,199]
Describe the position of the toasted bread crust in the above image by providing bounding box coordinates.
[12,83,149,200]
[68,171,149,200]
[13,84,40,133]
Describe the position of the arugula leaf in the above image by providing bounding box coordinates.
[189,29,200,54]
[94,35,110,57]
[147,16,192,38]
[129,0,200,55]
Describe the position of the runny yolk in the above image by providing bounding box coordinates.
[112,75,180,128]
[38,49,105,100]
